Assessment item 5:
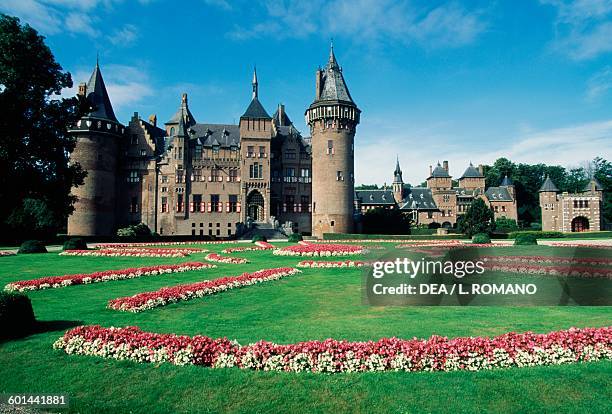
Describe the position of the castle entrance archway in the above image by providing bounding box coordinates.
[247,190,265,222]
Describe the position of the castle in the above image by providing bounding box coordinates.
[67,46,359,239]
[539,175,604,232]
[355,159,518,228]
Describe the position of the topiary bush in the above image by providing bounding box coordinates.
[288,233,303,242]
[514,233,538,245]
[17,240,47,254]
[117,223,152,239]
[63,238,88,251]
[0,291,36,340]
[251,234,267,243]
[472,233,491,244]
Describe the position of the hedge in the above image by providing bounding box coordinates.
[63,238,88,251]
[0,291,36,340]
[288,233,303,242]
[322,233,469,240]
[17,240,47,254]
[472,233,491,244]
[514,233,538,245]
[508,231,564,239]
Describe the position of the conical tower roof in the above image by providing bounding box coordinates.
[316,43,355,105]
[167,93,196,126]
[430,162,450,178]
[539,175,559,192]
[583,177,603,191]
[393,156,403,183]
[501,175,513,186]
[460,162,483,179]
[84,62,118,122]
[241,67,271,119]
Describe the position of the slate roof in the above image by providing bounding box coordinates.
[539,176,559,192]
[485,187,513,201]
[501,175,513,186]
[189,124,240,148]
[316,45,355,104]
[583,177,603,191]
[454,188,480,197]
[167,94,196,127]
[242,97,271,119]
[429,163,451,178]
[399,187,439,210]
[273,106,292,126]
[84,63,118,123]
[460,163,483,179]
[355,190,395,205]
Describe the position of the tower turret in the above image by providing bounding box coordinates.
[68,61,124,236]
[306,44,361,238]
[539,175,559,231]
[393,156,404,203]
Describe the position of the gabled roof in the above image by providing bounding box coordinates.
[539,176,559,192]
[167,93,196,126]
[460,163,483,179]
[485,187,513,202]
[317,45,355,104]
[355,190,395,205]
[84,63,118,122]
[189,124,240,148]
[398,187,439,210]
[429,163,451,178]
[501,175,513,186]
[583,177,603,191]
[242,97,271,119]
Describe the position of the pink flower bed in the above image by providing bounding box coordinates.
[222,242,274,254]
[96,241,226,248]
[549,243,612,250]
[0,251,15,257]
[60,248,199,258]
[315,239,464,244]
[53,325,612,373]
[297,260,370,268]
[107,267,301,312]
[482,255,612,266]
[483,263,612,278]
[205,253,248,264]
[396,242,502,249]
[4,262,215,292]
[274,243,367,257]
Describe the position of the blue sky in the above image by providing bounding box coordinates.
[2,0,611,185]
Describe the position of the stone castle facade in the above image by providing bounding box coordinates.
[355,159,519,228]
[67,47,359,238]
[539,176,604,232]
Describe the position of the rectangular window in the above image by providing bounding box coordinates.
[573,200,578,208]
[161,175,168,183]
[247,146,254,157]
[336,171,344,181]
[249,163,263,179]
[585,200,589,208]
[161,196,168,212]
[211,194,220,212]
[194,145,202,160]
[127,170,139,183]
[130,197,139,213]
[229,195,238,212]
[176,169,184,183]
[193,194,202,212]
[301,195,309,213]
[178,147,183,159]
[177,194,184,213]
[229,169,238,182]
[192,169,202,182]
[259,146,266,158]
[300,168,310,177]
[161,186,167,193]
[285,150,296,159]
[287,167,295,177]
[140,149,146,157]
[327,140,334,155]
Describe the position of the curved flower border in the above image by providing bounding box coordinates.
[297,260,370,268]
[96,241,226,248]
[481,255,612,266]
[483,263,612,279]
[53,325,612,373]
[60,248,197,258]
[108,267,301,312]
[205,253,248,264]
[4,262,215,292]
[274,243,367,257]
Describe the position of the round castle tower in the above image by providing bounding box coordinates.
[67,62,123,236]
[306,45,361,238]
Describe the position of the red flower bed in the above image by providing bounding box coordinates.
[4,262,215,292]
[274,243,367,257]
[481,255,612,266]
[483,262,612,278]
[549,243,612,249]
[205,253,248,264]
[297,260,370,268]
[54,325,612,373]
[60,248,203,257]
[108,267,301,312]
[0,251,15,257]
[96,241,226,248]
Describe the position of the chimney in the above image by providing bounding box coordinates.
[478,164,484,175]
[278,104,285,126]
[429,165,433,176]
[149,114,157,127]
[77,82,87,97]
[315,68,323,100]
[443,160,449,172]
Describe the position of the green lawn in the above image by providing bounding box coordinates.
[0,243,611,413]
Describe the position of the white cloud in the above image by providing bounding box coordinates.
[0,0,63,34]
[355,119,612,185]
[228,0,487,48]
[586,66,612,100]
[542,0,612,59]
[108,24,139,46]
[64,11,100,37]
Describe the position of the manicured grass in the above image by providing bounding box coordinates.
[0,242,610,413]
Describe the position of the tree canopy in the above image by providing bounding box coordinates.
[0,14,84,240]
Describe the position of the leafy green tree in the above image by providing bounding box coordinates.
[362,208,412,234]
[0,15,85,240]
[494,217,518,233]
[457,198,494,237]
[355,184,379,190]
[592,157,612,225]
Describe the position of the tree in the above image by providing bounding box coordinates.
[362,208,412,235]
[355,184,379,190]
[0,15,85,240]
[592,157,612,225]
[457,198,494,237]
[494,217,518,233]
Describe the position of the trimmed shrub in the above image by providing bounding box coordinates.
[494,217,519,233]
[514,233,538,245]
[288,233,303,242]
[252,234,267,243]
[472,233,491,244]
[0,291,36,340]
[63,238,88,251]
[509,231,564,239]
[17,240,47,254]
[117,223,152,239]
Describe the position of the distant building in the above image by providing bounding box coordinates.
[539,176,603,232]
[67,46,359,238]
[355,158,518,227]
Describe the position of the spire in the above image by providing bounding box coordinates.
[394,156,401,175]
[311,44,354,104]
[328,39,339,70]
[393,156,403,184]
[83,61,118,123]
[501,174,513,186]
[252,66,258,99]
[539,175,559,192]
[166,93,196,126]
